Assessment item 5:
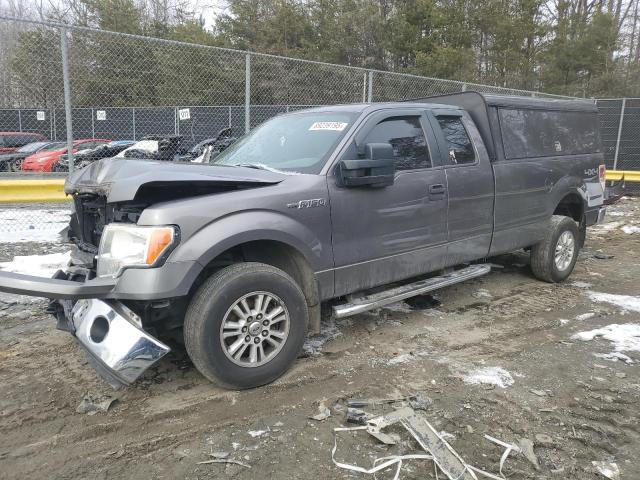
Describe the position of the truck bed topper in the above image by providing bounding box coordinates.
[409,91,598,161]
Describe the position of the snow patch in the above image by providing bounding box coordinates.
[0,208,70,243]
[594,352,634,364]
[621,225,640,234]
[588,292,640,313]
[462,366,514,389]
[575,312,596,321]
[0,251,71,277]
[248,430,267,438]
[572,323,640,353]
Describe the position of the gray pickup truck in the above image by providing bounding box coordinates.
[0,92,606,389]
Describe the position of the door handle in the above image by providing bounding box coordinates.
[428,184,446,194]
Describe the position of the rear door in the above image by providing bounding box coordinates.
[428,110,494,264]
[328,109,449,296]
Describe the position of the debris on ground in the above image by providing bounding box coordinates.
[332,405,521,480]
[592,460,620,479]
[309,400,331,421]
[517,438,539,470]
[75,394,118,414]
[197,456,251,468]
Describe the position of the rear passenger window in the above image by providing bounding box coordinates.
[435,116,476,165]
[361,116,431,170]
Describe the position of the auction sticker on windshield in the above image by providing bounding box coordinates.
[309,122,348,131]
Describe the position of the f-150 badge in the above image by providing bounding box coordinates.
[287,198,327,209]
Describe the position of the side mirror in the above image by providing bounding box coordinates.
[337,143,395,188]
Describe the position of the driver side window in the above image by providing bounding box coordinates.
[362,116,432,171]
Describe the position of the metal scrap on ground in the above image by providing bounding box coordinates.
[331,404,522,480]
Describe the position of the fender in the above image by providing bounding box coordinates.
[546,174,587,218]
[169,209,331,273]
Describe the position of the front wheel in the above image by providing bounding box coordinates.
[530,215,580,283]
[184,262,308,389]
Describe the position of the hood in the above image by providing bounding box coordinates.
[65,157,286,203]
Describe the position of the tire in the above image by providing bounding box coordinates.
[184,262,308,389]
[9,158,22,172]
[530,215,580,283]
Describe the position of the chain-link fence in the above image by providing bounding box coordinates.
[596,98,640,172]
[0,15,636,241]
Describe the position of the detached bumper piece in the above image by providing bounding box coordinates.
[0,270,115,299]
[72,299,170,387]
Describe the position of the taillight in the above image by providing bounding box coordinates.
[598,164,606,191]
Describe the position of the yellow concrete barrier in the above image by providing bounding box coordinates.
[0,179,69,203]
[606,170,640,183]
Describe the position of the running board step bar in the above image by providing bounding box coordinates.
[333,264,491,319]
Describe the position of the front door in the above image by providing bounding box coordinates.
[328,110,449,297]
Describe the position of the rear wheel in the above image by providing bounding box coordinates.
[10,158,23,172]
[184,262,308,389]
[530,215,580,283]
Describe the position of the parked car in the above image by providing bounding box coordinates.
[116,135,186,162]
[178,128,237,163]
[54,140,135,172]
[21,138,111,172]
[0,92,606,390]
[0,132,47,154]
[0,141,63,171]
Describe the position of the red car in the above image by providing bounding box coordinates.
[0,132,47,154]
[22,138,111,172]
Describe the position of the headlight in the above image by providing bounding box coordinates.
[96,224,178,277]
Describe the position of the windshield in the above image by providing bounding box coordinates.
[17,141,49,153]
[212,111,358,173]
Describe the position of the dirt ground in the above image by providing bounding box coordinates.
[1,198,639,480]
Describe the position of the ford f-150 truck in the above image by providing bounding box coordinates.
[0,92,606,389]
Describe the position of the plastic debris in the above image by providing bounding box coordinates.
[310,401,331,421]
[332,406,520,480]
[592,461,620,479]
[76,394,118,414]
[517,438,539,470]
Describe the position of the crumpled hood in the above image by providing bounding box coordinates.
[65,158,286,203]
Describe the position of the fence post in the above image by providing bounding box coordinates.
[245,53,251,134]
[17,110,22,131]
[367,70,373,103]
[132,107,136,140]
[362,72,367,102]
[60,28,75,173]
[91,108,95,138]
[613,98,626,171]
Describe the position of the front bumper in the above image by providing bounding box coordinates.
[71,299,170,386]
[0,260,200,300]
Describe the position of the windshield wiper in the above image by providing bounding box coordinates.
[233,163,269,170]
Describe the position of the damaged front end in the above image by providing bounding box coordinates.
[46,195,172,387]
[0,157,285,387]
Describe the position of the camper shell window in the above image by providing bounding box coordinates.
[498,109,600,160]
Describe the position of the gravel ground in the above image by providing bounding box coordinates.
[0,197,639,480]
